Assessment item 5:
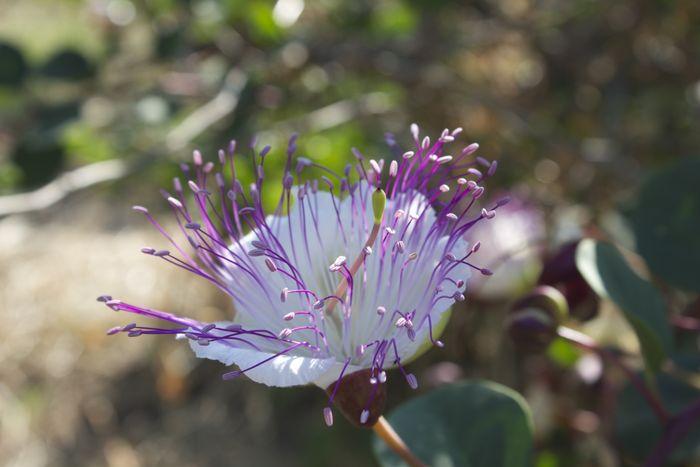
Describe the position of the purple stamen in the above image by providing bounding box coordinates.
[100,124,495,424]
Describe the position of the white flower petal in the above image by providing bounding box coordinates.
[312,361,364,389]
[189,337,338,387]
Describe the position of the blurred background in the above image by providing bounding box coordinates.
[0,0,698,466]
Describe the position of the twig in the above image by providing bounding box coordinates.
[557,326,670,423]
[0,76,394,218]
[256,91,394,140]
[164,69,247,152]
[0,70,248,218]
[0,159,130,217]
[373,416,427,467]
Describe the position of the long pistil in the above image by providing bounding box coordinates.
[325,189,386,315]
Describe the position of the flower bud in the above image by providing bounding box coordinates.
[325,369,387,428]
[539,240,598,321]
[507,285,568,352]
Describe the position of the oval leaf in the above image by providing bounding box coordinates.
[633,157,700,292]
[575,239,672,373]
[372,380,533,467]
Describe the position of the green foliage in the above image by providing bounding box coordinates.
[615,365,700,464]
[0,42,28,87]
[62,123,115,164]
[1,0,699,465]
[371,1,418,39]
[547,337,581,368]
[373,381,533,467]
[575,239,672,373]
[633,157,700,293]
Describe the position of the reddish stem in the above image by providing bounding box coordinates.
[557,326,670,424]
[643,397,700,467]
[671,315,700,332]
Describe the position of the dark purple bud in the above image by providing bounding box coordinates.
[539,240,598,321]
[507,285,568,353]
[539,241,580,285]
[325,369,387,428]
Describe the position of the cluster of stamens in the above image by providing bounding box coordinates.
[98,124,507,426]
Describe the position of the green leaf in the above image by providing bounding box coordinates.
[575,239,672,373]
[633,157,700,293]
[372,380,533,467]
[615,362,700,464]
